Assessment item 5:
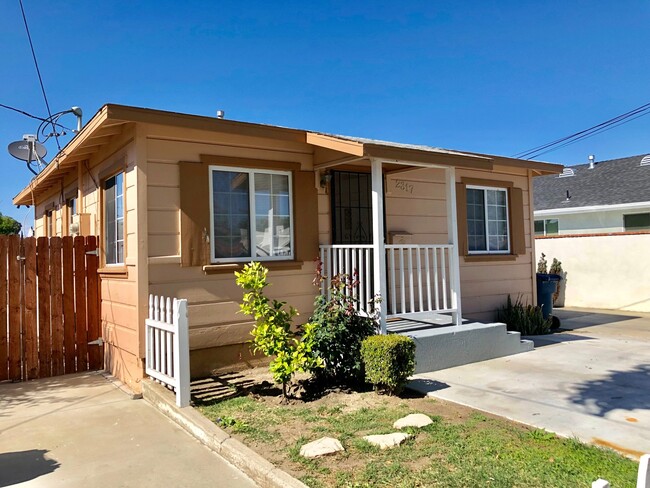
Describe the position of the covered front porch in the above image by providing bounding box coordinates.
[311,136,477,333]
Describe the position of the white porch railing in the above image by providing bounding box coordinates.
[145,295,190,407]
[386,244,456,315]
[319,244,459,319]
[319,244,375,315]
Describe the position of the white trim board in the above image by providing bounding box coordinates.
[535,201,650,217]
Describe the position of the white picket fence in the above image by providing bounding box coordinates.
[145,295,190,407]
[593,453,649,488]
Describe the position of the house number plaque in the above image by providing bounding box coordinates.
[394,180,414,194]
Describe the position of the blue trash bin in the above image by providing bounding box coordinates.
[536,273,561,320]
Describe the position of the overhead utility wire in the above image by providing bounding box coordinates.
[0,102,72,131]
[18,0,60,151]
[528,110,650,159]
[514,102,650,158]
[513,102,650,160]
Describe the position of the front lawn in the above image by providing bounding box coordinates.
[195,372,638,487]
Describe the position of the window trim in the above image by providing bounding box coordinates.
[66,195,77,236]
[103,171,125,267]
[45,209,54,237]
[535,218,560,236]
[466,184,511,255]
[622,212,650,231]
[208,165,294,264]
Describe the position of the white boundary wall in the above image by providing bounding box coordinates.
[536,234,650,313]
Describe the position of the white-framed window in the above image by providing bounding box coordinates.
[45,209,54,237]
[534,219,559,236]
[104,172,124,265]
[209,166,293,263]
[466,185,510,254]
[623,212,650,231]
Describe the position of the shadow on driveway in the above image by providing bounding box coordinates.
[569,363,650,417]
[0,449,59,487]
[554,309,639,330]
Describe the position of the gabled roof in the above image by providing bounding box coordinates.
[14,103,563,206]
[533,154,650,211]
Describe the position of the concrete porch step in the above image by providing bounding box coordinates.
[392,319,533,374]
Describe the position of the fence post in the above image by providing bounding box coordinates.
[638,454,650,488]
[173,298,190,408]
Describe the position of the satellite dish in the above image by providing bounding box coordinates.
[8,139,47,162]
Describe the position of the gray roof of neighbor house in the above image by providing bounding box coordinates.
[533,154,650,210]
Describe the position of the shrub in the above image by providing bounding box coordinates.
[497,295,551,335]
[536,253,548,274]
[361,335,416,395]
[310,270,378,387]
[235,262,324,398]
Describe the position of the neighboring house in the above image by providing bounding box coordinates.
[534,154,650,235]
[14,104,561,391]
[534,154,650,312]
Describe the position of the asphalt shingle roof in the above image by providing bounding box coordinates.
[533,154,650,210]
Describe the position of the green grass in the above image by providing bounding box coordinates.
[198,395,638,487]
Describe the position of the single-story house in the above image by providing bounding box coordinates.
[14,104,562,391]
[534,154,650,235]
[534,154,650,312]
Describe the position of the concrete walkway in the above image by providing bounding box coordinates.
[0,372,257,487]
[410,308,650,458]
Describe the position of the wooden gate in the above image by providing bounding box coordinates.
[0,235,102,382]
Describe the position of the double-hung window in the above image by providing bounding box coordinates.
[210,166,293,263]
[466,186,510,254]
[104,172,124,265]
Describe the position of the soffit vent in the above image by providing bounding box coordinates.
[558,167,575,178]
[640,155,650,166]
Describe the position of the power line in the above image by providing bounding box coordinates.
[18,0,60,151]
[0,102,73,131]
[513,102,650,160]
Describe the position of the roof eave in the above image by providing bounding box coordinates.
[13,105,111,206]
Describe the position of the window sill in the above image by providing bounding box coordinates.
[98,266,129,279]
[463,254,518,263]
[202,260,305,274]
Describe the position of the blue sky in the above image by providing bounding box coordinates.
[1,1,649,223]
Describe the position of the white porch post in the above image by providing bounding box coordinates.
[371,158,388,334]
[445,167,463,325]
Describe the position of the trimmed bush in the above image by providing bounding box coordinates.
[361,335,416,395]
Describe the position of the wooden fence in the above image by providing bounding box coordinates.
[0,235,102,382]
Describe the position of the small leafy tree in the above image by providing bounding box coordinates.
[310,263,378,387]
[235,262,323,398]
[0,213,21,235]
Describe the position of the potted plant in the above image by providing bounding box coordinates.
[549,258,564,307]
[536,253,561,323]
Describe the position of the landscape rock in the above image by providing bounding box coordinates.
[299,437,344,458]
[363,433,411,450]
[393,413,434,429]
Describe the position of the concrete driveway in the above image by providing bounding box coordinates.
[0,372,257,487]
[411,308,650,458]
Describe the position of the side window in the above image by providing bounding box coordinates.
[66,197,77,235]
[623,213,650,231]
[466,186,510,254]
[45,209,54,237]
[104,172,124,265]
[535,219,559,236]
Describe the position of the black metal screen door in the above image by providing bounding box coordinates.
[331,171,373,245]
